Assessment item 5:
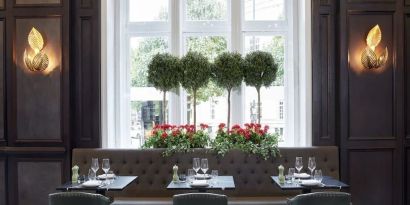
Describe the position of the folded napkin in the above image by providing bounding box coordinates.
[190,180,209,187]
[82,180,101,187]
[98,174,116,179]
[301,179,322,186]
[195,174,211,179]
[294,173,310,179]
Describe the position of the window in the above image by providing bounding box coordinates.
[108,0,305,148]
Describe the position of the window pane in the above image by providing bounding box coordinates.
[185,36,228,135]
[130,37,169,147]
[129,0,169,22]
[244,35,285,138]
[244,0,285,21]
[185,0,227,21]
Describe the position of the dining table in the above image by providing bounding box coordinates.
[167,175,235,192]
[56,176,138,196]
[271,176,349,194]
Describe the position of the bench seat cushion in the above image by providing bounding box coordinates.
[112,196,289,205]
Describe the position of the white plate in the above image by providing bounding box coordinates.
[189,180,209,187]
[81,180,101,187]
[294,173,311,179]
[195,174,211,179]
[301,179,322,186]
[97,174,116,179]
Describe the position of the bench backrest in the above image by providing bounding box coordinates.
[72,147,339,197]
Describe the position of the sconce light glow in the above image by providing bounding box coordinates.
[24,27,49,72]
[360,25,388,70]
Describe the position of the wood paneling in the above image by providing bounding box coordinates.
[407,148,410,205]
[15,0,60,6]
[14,18,62,143]
[0,158,5,205]
[71,0,101,148]
[312,0,337,146]
[348,0,395,3]
[406,15,410,140]
[0,20,4,144]
[349,149,393,205]
[406,0,410,6]
[80,0,92,8]
[347,13,394,140]
[8,158,63,205]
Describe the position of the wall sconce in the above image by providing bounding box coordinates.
[24,27,49,72]
[361,25,388,69]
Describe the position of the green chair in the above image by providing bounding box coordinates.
[49,192,111,205]
[173,193,227,205]
[287,192,351,205]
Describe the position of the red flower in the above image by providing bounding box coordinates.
[200,123,209,130]
[218,123,226,130]
[161,132,168,139]
[172,130,180,137]
[232,124,241,130]
[152,130,158,136]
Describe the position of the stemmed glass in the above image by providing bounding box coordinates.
[91,158,99,180]
[308,157,316,177]
[201,158,208,175]
[295,157,303,174]
[193,158,200,176]
[102,159,110,184]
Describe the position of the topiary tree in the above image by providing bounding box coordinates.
[213,52,244,129]
[148,53,181,124]
[243,51,278,124]
[180,51,212,127]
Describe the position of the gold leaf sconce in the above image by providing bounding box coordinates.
[24,27,49,72]
[361,25,388,69]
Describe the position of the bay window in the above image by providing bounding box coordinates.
[104,0,310,148]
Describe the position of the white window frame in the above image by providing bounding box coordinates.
[101,0,312,148]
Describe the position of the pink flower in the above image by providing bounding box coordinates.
[161,132,168,139]
[200,123,209,130]
[218,123,226,130]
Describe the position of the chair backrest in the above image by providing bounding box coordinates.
[287,192,351,205]
[49,192,111,205]
[173,193,227,205]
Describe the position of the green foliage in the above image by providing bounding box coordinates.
[142,124,210,157]
[130,38,168,87]
[243,51,279,90]
[147,53,181,92]
[195,81,225,103]
[211,123,280,160]
[212,52,244,91]
[180,51,212,93]
[186,0,226,20]
[263,36,284,86]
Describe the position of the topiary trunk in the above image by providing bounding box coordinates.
[257,87,261,124]
[227,89,231,130]
[162,91,167,124]
[193,90,197,128]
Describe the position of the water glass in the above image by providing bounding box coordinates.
[295,157,303,173]
[287,168,295,184]
[211,170,218,185]
[201,158,209,175]
[102,158,110,184]
[193,158,200,175]
[91,158,99,175]
[314,169,323,182]
[88,169,96,181]
[308,157,316,177]
[108,171,116,184]
[187,169,195,183]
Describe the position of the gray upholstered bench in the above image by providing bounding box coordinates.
[72,147,340,205]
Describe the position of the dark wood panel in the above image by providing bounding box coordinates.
[0,158,5,205]
[15,0,60,6]
[406,15,410,140]
[0,20,4,144]
[80,0,92,8]
[14,17,62,143]
[71,0,101,148]
[348,0,395,3]
[347,13,394,140]
[8,158,65,205]
[406,0,410,6]
[349,149,394,205]
[407,148,410,205]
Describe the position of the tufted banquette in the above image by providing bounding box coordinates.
[72,147,340,205]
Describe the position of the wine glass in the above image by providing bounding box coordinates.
[193,158,200,176]
[295,157,303,174]
[314,170,323,183]
[88,169,96,181]
[91,158,99,179]
[102,159,110,184]
[308,157,316,177]
[201,158,209,175]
